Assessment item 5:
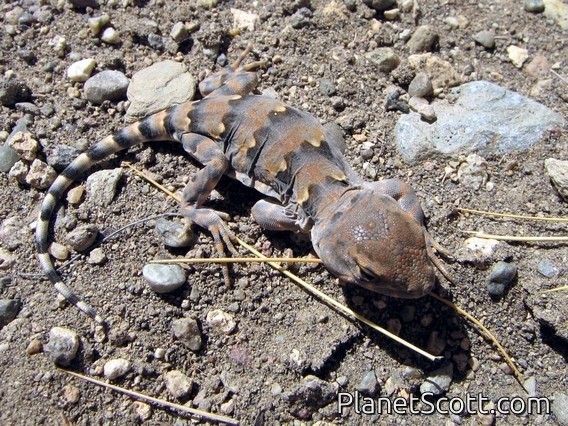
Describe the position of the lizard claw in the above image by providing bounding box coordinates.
[182,208,238,286]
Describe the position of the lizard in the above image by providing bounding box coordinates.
[36,44,445,325]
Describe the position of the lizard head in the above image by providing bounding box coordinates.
[311,189,435,298]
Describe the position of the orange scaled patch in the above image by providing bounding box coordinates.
[293,162,347,205]
[263,122,325,177]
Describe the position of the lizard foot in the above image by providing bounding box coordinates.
[181,208,238,286]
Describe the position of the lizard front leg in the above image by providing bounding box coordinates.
[180,133,238,285]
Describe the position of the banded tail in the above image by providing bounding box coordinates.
[36,109,178,324]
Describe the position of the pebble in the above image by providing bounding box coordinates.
[362,0,396,11]
[103,358,131,380]
[537,258,557,278]
[8,132,39,161]
[523,376,537,397]
[65,224,99,252]
[283,375,338,408]
[408,72,433,98]
[420,363,453,396]
[0,74,31,107]
[63,384,81,404]
[8,160,28,184]
[0,247,16,270]
[67,186,85,204]
[86,168,123,206]
[230,8,260,32]
[486,261,517,296]
[164,370,193,398]
[355,370,379,396]
[0,216,30,250]
[67,59,96,83]
[15,102,40,116]
[524,54,551,79]
[407,53,460,93]
[49,35,67,58]
[365,47,400,74]
[26,339,43,355]
[48,242,69,261]
[4,6,24,25]
[543,0,568,30]
[507,45,529,68]
[26,159,57,189]
[170,22,189,42]
[46,144,81,171]
[318,79,336,96]
[544,158,568,200]
[407,25,439,53]
[126,60,196,121]
[395,81,566,163]
[426,330,446,355]
[0,115,32,172]
[473,30,495,49]
[101,27,121,44]
[552,392,568,425]
[0,298,20,328]
[143,263,187,293]
[206,309,237,334]
[132,401,152,421]
[84,70,129,104]
[524,0,545,13]
[155,219,196,248]
[408,97,436,122]
[457,154,488,190]
[87,14,109,35]
[172,317,202,351]
[88,247,106,265]
[384,8,399,20]
[44,326,80,366]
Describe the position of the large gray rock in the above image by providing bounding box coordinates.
[125,61,196,122]
[395,81,566,163]
[84,70,129,104]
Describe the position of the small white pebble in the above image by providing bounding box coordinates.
[101,27,121,44]
[206,309,236,335]
[103,358,131,380]
[67,58,96,82]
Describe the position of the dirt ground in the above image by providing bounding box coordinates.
[1,0,567,424]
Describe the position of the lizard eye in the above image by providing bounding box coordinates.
[359,266,376,282]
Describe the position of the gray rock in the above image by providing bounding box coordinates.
[155,218,196,248]
[15,102,40,116]
[0,75,30,107]
[65,224,99,252]
[170,22,189,43]
[46,144,81,171]
[407,25,439,53]
[362,0,396,11]
[172,317,202,351]
[365,48,400,73]
[486,261,517,296]
[0,299,20,328]
[164,370,193,398]
[420,363,453,396]
[126,60,196,121]
[283,375,338,408]
[142,263,187,293]
[318,79,336,96]
[395,81,567,163]
[26,159,57,189]
[525,0,545,13]
[544,158,568,200]
[103,358,131,380]
[355,370,379,396]
[473,30,496,49]
[0,217,30,250]
[552,392,568,425]
[86,168,123,206]
[84,71,129,104]
[44,327,80,366]
[537,258,557,278]
[408,72,433,98]
[0,115,32,173]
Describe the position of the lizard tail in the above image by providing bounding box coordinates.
[35,109,176,324]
